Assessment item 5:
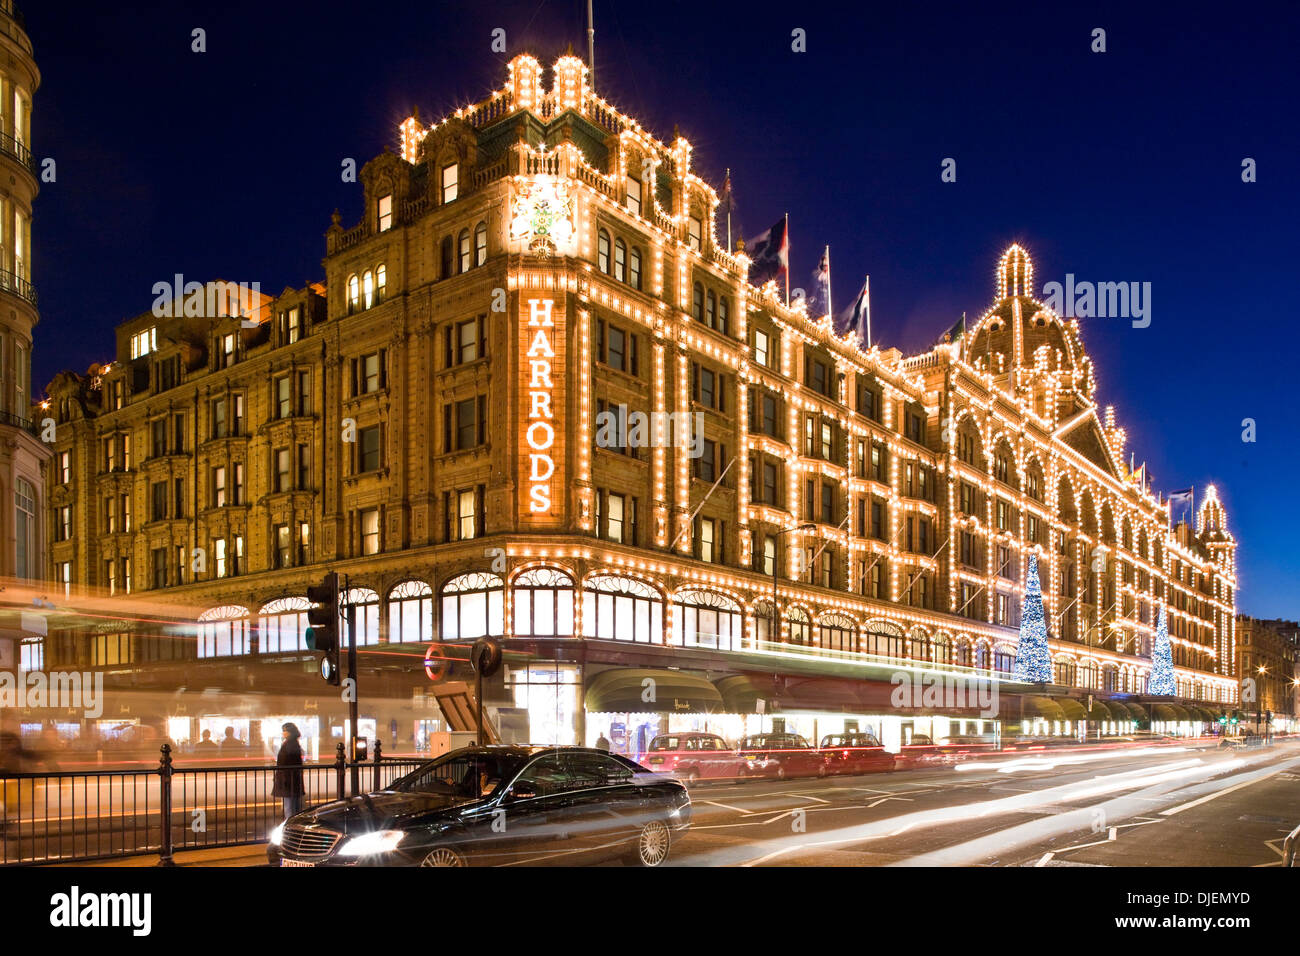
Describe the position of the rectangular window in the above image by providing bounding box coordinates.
[606,493,626,543]
[378,194,393,232]
[56,505,71,541]
[361,509,380,555]
[458,488,479,540]
[441,163,459,203]
[152,548,167,589]
[232,463,244,505]
[151,481,167,521]
[151,418,167,458]
[174,477,185,519]
[275,376,291,419]
[699,517,717,563]
[276,524,292,568]
[753,329,769,368]
[297,444,311,490]
[57,451,70,484]
[687,216,702,250]
[275,448,290,491]
[214,538,227,578]
[626,176,642,215]
[212,398,227,439]
[359,426,382,472]
[213,466,226,507]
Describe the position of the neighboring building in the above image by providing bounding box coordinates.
[1235,617,1299,731]
[0,1,47,674]
[34,53,1238,755]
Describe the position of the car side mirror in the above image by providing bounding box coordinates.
[509,782,538,800]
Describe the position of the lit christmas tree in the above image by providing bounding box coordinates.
[1148,604,1175,695]
[1013,553,1052,682]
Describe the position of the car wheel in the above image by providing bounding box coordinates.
[625,819,672,867]
[419,846,467,867]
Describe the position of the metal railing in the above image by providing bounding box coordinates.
[1284,821,1299,868]
[0,131,34,173]
[0,268,36,306]
[0,741,427,866]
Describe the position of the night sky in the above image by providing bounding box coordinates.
[24,1,1299,616]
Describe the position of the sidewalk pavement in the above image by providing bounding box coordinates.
[44,844,270,867]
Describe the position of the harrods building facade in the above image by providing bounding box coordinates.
[37,54,1239,746]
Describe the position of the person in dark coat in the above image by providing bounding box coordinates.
[271,723,305,819]
[594,732,611,752]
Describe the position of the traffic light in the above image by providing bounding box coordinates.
[1218,715,1227,725]
[1230,710,1240,725]
[305,571,340,684]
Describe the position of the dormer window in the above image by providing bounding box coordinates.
[130,327,157,360]
[441,163,459,203]
[626,175,642,216]
[688,215,702,251]
[378,195,393,232]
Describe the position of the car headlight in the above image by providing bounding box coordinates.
[269,823,285,846]
[337,829,406,857]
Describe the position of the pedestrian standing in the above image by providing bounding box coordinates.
[595,731,611,752]
[272,723,305,820]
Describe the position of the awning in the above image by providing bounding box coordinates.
[1056,698,1087,720]
[1151,703,1182,721]
[1085,700,1113,721]
[714,673,866,715]
[585,668,724,714]
[1021,696,1066,721]
[1122,702,1148,721]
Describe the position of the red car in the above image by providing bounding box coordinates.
[737,733,826,780]
[818,733,897,775]
[643,733,744,784]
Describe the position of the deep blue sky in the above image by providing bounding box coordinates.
[25,1,1299,615]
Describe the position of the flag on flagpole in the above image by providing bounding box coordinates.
[747,215,788,292]
[836,275,871,346]
[720,169,734,251]
[808,245,832,318]
[940,312,965,347]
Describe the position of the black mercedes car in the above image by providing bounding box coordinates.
[268,745,691,867]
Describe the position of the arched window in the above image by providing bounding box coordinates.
[932,632,953,665]
[458,228,471,273]
[705,290,716,329]
[692,282,704,321]
[751,600,775,645]
[787,607,811,645]
[474,221,488,266]
[388,580,433,644]
[598,230,610,273]
[376,264,387,303]
[907,626,928,661]
[864,620,904,659]
[818,613,857,653]
[613,238,626,282]
[993,645,1016,676]
[1054,656,1076,686]
[258,597,310,654]
[14,477,35,579]
[1079,660,1098,690]
[974,640,990,670]
[342,587,380,646]
[362,270,374,310]
[955,638,972,667]
[672,590,742,651]
[347,274,359,314]
[629,248,642,290]
[582,574,662,643]
[718,296,729,335]
[440,236,454,278]
[197,606,251,659]
[513,568,575,638]
[441,572,504,640]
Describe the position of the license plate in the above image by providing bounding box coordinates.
[280,859,315,867]
[649,757,663,764]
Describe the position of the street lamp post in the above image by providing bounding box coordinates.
[769,523,816,649]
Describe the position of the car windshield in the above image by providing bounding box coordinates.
[649,736,680,751]
[389,751,529,798]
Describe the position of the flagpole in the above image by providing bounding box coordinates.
[784,213,790,307]
[724,168,731,251]
[864,275,872,349]
[825,245,832,319]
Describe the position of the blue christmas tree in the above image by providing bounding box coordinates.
[1013,553,1052,682]
[1148,604,1175,695]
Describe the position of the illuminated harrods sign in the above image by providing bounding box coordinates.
[524,298,559,514]
[509,176,576,258]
